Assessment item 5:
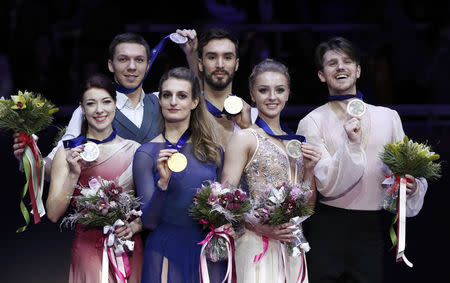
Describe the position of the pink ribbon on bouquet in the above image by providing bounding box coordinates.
[102,220,134,283]
[198,219,236,283]
[253,236,269,262]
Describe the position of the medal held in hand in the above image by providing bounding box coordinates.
[223,95,243,115]
[80,142,100,162]
[286,139,303,159]
[346,99,366,117]
[167,152,187,172]
[169,33,188,44]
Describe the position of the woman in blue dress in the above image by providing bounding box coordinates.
[133,67,229,283]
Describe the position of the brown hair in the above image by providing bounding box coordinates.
[80,73,116,136]
[158,67,221,165]
[248,58,291,90]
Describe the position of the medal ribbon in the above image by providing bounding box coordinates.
[205,94,236,119]
[16,133,45,232]
[114,34,173,94]
[328,91,363,101]
[63,129,117,149]
[255,117,306,142]
[162,128,190,150]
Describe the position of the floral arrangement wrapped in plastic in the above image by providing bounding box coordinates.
[379,136,441,267]
[62,177,142,282]
[251,182,314,261]
[189,181,251,283]
[0,91,58,232]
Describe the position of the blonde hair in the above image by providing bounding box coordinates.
[158,67,222,165]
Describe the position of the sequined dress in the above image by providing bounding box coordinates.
[236,128,309,283]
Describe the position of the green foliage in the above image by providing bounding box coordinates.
[52,126,68,147]
[267,201,314,226]
[380,136,441,180]
[0,91,58,135]
[189,183,251,230]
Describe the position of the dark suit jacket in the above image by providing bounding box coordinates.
[112,93,161,144]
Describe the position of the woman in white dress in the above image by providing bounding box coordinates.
[221,59,321,283]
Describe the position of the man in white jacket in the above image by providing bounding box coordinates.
[296,37,427,283]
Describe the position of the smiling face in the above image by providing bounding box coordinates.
[250,71,289,119]
[318,49,361,95]
[108,42,149,90]
[81,88,116,135]
[198,38,239,90]
[159,78,199,123]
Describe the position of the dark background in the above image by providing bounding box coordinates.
[1,0,449,282]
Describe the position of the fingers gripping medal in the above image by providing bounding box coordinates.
[347,99,366,117]
[163,128,190,172]
[167,152,188,172]
[223,95,243,115]
[80,142,99,162]
[286,140,303,159]
[169,33,188,44]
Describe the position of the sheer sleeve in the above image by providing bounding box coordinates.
[297,115,366,198]
[133,147,168,230]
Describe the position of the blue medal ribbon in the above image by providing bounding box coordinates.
[63,129,117,149]
[255,117,306,142]
[114,34,173,94]
[162,129,191,150]
[205,94,237,119]
[328,91,363,101]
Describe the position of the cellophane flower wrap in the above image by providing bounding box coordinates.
[380,136,441,213]
[252,182,314,257]
[0,91,59,232]
[62,177,142,282]
[189,181,251,262]
[61,177,142,228]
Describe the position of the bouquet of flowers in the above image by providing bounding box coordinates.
[61,177,141,228]
[380,136,441,213]
[189,181,251,283]
[62,177,142,282]
[252,182,314,258]
[0,91,58,232]
[379,136,441,267]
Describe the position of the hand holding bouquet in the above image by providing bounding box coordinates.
[379,136,441,267]
[252,182,314,259]
[0,91,58,232]
[189,181,251,283]
[62,177,142,282]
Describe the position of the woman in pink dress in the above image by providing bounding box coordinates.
[46,74,143,282]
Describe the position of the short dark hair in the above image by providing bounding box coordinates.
[197,28,239,58]
[314,37,360,71]
[108,33,150,60]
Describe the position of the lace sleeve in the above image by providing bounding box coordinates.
[133,147,168,230]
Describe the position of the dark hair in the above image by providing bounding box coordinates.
[314,37,360,71]
[197,28,239,58]
[80,73,116,135]
[248,58,290,90]
[158,67,221,165]
[108,33,150,60]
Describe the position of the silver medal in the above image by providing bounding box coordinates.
[169,33,188,44]
[346,99,366,117]
[286,139,303,159]
[80,142,99,162]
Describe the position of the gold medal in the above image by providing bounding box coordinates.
[346,99,366,117]
[167,152,187,172]
[286,139,303,159]
[80,142,99,162]
[223,96,243,115]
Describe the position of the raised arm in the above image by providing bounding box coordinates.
[133,147,178,230]
[46,145,83,222]
[176,29,200,84]
[297,115,366,198]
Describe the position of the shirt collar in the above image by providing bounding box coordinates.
[115,90,145,110]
